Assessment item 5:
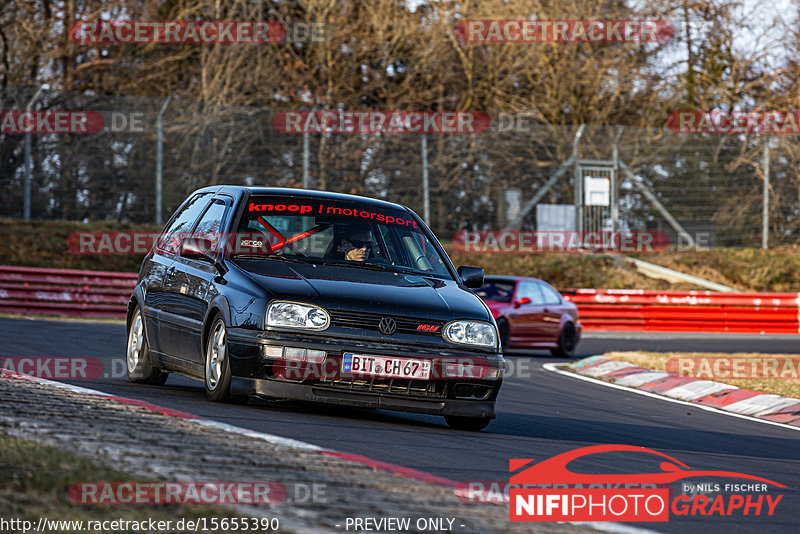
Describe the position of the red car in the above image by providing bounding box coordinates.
[510,444,785,487]
[473,276,581,357]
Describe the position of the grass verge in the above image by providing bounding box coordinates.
[0,433,238,534]
[605,351,800,399]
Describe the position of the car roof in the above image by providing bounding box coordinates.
[194,185,411,212]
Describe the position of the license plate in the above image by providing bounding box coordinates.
[342,353,431,380]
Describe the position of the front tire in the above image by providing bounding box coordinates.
[445,415,492,431]
[204,316,246,403]
[550,322,577,358]
[126,306,168,385]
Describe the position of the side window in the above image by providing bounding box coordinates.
[193,200,228,254]
[157,193,213,254]
[517,282,545,305]
[540,283,562,305]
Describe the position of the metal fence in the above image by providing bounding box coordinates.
[1,87,795,248]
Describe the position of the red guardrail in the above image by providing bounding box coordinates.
[1,266,797,334]
[562,288,800,334]
[0,266,135,318]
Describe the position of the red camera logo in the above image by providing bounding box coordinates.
[506,445,784,522]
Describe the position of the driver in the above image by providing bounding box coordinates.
[340,227,373,262]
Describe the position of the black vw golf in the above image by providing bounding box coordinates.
[126,186,504,430]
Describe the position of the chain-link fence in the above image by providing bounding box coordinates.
[1,87,795,248]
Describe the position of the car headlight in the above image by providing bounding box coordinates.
[443,321,497,348]
[266,301,330,331]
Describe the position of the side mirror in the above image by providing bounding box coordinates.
[457,266,484,288]
[180,237,215,262]
[514,297,532,308]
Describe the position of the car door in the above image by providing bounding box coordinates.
[143,192,214,356]
[168,197,232,363]
[538,282,564,341]
[510,281,548,341]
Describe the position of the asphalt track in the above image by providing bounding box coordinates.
[1,316,798,533]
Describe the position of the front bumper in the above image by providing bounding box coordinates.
[226,327,503,419]
[229,377,496,418]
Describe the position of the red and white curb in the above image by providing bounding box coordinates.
[545,356,800,430]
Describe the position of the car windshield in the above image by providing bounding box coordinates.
[232,195,452,277]
[474,281,515,302]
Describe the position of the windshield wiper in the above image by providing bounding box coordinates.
[232,256,418,273]
[322,260,414,273]
[230,254,311,262]
[230,254,275,260]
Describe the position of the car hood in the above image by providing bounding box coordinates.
[233,259,491,322]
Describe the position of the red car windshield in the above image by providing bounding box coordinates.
[233,196,451,277]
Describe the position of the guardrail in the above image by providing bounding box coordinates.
[1,266,798,334]
[0,266,135,318]
[562,288,800,334]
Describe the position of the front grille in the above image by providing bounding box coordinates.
[321,377,447,398]
[329,310,444,335]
